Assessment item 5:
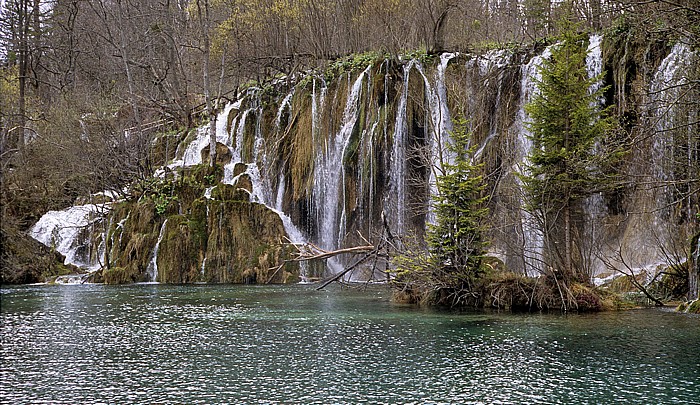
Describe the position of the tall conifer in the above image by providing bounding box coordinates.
[427,117,488,289]
[523,21,614,283]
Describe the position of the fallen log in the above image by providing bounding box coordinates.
[315,248,379,290]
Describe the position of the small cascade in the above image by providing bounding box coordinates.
[172,103,237,168]
[275,172,285,212]
[472,49,513,159]
[646,41,696,258]
[388,60,415,236]
[514,45,554,165]
[146,219,168,282]
[311,76,328,142]
[582,34,608,278]
[245,139,306,244]
[511,45,555,275]
[224,107,253,181]
[414,53,457,224]
[650,42,694,186]
[586,34,604,98]
[311,65,370,263]
[30,204,108,270]
[275,90,295,128]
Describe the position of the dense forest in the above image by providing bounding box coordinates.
[1,0,698,310]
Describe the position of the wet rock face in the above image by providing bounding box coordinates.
[201,142,233,166]
[202,201,299,283]
[102,168,299,285]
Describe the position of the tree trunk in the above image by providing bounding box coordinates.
[564,203,572,281]
[690,232,699,301]
[115,0,144,169]
[17,0,29,155]
[197,0,216,167]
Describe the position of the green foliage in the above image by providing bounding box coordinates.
[401,47,434,64]
[324,51,385,81]
[523,26,614,208]
[134,177,179,216]
[520,21,621,282]
[428,117,489,278]
[392,118,489,306]
[153,193,178,216]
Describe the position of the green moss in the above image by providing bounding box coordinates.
[103,266,142,284]
[324,51,385,81]
[241,115,257,162]
[201,142,232,166]
[202,200,299,283]
[156,215,204,283]
[151,128,187,167]
[285,89,315,198]
[211,184,250,201]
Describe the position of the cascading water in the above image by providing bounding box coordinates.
[643,41,697,267]
[586,34,604,97]
[581,34,608,278]
[650,42,695,197]
[511,43,555,275]
[311,66,370,269]
[28,37,698,285]
[414,53,457,224]
[171,103,237,169]
[30,204,107,272]
[388,60,415,236]
[146,219,168,282]
[472,49,513,159]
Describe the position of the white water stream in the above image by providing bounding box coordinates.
[30,204,108,272]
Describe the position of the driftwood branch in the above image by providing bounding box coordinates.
[282,215,398,289]
[290,242,376,262]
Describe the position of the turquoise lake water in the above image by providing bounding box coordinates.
[1,283,698,404]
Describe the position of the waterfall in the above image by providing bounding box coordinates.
[511,44,554,275]
[312,76,328,142]
[146,219,168,282]
[275,90,294,128]
[171,103,237,169]
[30,204,108,271]
[388,60,415,236]
[312,66,370,263]
[650,42,695,186]
[582,34,608,278]
[275,172,285,212]
[473,49,513,159]
[413,53,457,224]
[646,41,696,260]
[586,34,604,97]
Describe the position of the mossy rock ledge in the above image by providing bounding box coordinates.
[106,179,299,284]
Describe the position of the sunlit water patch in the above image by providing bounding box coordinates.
[1,284,698,404]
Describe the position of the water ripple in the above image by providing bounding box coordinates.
[1,284,699,404]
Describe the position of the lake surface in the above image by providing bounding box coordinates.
[1,284,698,404]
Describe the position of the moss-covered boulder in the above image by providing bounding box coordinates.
[106,200,161,283]
[104,172,299,284]
[232,163,247,177]
[102,266,142,284]
[201,142,232,166]
[203,200,299,283]
[211,184,250,202]
[233,174,253,194]
[155,214,207,283]
[0,219,77,283]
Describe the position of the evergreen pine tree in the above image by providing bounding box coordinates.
[427,117,489,290]
[391,117,489,306]
[522,22,614,283]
